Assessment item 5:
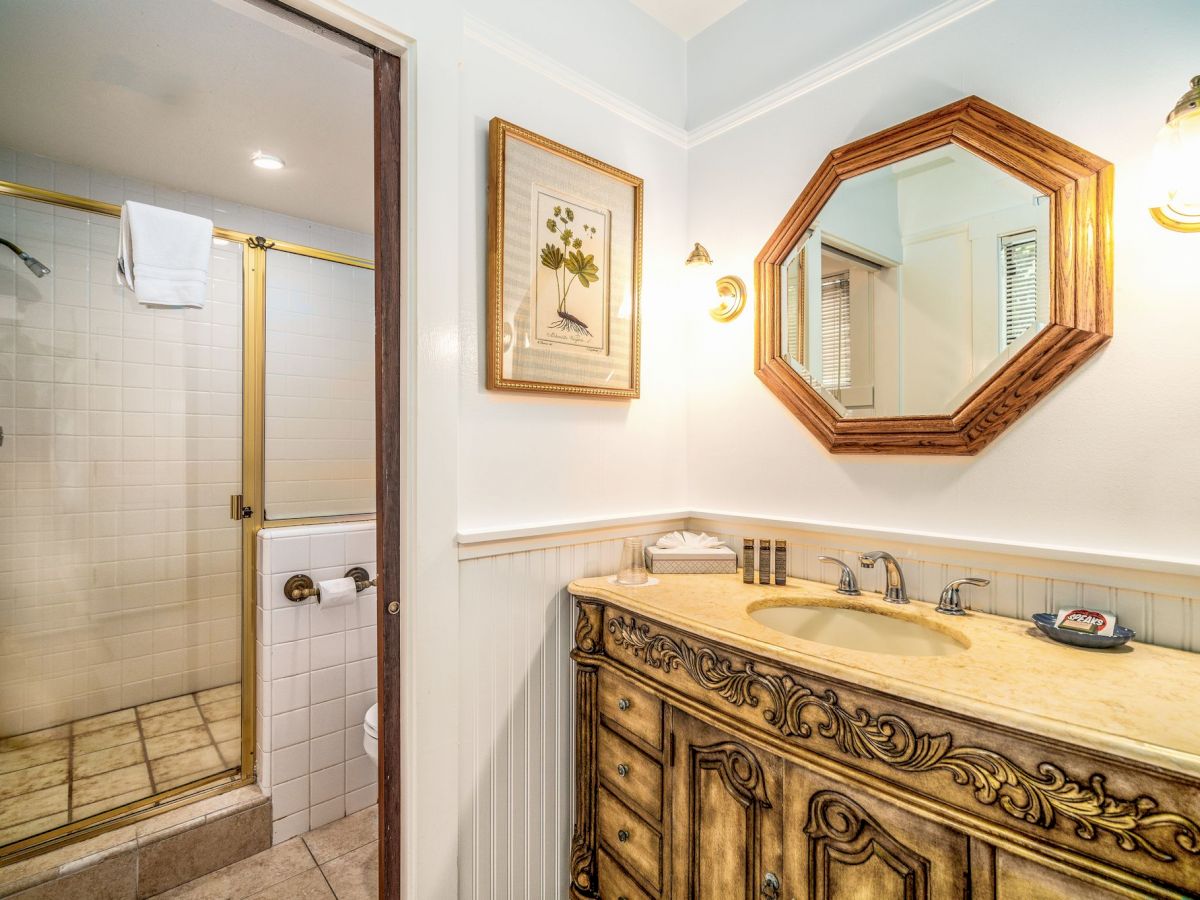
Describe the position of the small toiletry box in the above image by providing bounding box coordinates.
[644,545,737,574]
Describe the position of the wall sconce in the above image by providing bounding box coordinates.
[684,242,746,322]
[1150,75,1200,231]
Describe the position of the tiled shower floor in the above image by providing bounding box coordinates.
[0,684,241,847]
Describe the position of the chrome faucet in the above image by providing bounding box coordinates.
[818,556,860,595]
[858,551,908,604]
[936,577,990,615]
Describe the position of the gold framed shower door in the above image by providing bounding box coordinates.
[0,179,373,863]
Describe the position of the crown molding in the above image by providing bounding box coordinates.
[462,13,689,148]
[466,1,997,150]
[687,0,998,146]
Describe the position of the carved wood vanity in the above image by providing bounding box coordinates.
[568,575,1200,899]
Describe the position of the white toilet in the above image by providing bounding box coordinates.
[364,703,378,763]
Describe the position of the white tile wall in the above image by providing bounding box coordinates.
[263,251,375,520]
[0,145,373,736]
[257,522,378,844]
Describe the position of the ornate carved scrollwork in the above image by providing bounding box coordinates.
[574,600,604,656]
[608,616,1200,864]
[693,741,772,809]
[805,791,930,900]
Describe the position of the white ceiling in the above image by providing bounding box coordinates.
[630,0,747,39]
[0,0,374,233]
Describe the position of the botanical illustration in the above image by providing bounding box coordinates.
[533,190,608,351]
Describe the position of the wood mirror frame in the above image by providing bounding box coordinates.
[754,96,1113,455]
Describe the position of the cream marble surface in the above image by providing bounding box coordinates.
[569,573,1200,775]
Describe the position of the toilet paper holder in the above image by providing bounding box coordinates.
[284,566,377,603]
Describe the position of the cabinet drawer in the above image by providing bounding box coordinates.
[598,669,662,750]
[598,848,653,900]
[599,725,662,821]
[598,787,661,891]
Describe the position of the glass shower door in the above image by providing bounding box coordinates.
[0,188,245,851]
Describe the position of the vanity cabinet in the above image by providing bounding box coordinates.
[569,587,1200,900]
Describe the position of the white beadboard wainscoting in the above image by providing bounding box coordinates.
[256,521,379,844]
[455,510,1199,899]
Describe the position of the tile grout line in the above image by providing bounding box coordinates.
[193,692,225,773]
[133,703,158,796]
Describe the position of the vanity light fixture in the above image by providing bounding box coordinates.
[683,242,746,322]
[1150,75,1200,231]
[251,151,285,171]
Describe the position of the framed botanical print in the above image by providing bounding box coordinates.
[487,118,642,398]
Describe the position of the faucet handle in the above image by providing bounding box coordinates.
[936,577,990,616]
[818,556,860,596]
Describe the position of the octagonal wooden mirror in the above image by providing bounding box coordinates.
[755,96,1112,454]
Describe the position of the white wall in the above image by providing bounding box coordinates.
[687,0,1200,561]
[456,13,690,534]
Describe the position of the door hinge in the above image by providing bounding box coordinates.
[230,494,252,520]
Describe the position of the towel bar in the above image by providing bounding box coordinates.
[284,566,377,603]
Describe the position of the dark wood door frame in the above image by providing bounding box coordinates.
[373,47,405,900]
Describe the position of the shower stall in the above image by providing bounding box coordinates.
[0,172,374,858]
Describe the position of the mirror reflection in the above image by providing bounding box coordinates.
[781,144,1049,417]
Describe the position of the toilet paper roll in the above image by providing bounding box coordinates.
[317,577,357,608]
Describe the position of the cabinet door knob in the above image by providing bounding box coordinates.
[617,697,631,711]
[760,871,780,899]
[617,828,630,843]
[616,763,629,778]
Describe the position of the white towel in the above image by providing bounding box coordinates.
[117,201,213,308]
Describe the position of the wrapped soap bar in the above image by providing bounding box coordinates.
[1054,607,1116,636]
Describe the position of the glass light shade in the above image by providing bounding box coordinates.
[1151,76,1200,230]
[616,537,649,585]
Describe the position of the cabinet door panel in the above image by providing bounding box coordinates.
[786,766,969,900]
[669,710,786,900]
[994,849,1134,900]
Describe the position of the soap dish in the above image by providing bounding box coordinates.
[1031,613,1135,649]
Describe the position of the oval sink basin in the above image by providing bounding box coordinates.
[749,603,966,657]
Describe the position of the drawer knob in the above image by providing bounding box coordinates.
[617,828,630,843]
[616,763,629,778]
[617,697,631,711]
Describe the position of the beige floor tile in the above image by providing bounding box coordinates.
[208,717,240,744]
[320,840,377,900]
[0,783,67,828]
[72,722,140,755]
[0,811,67,846]
[137,695,198,718]
[72,708,137,735]
[151,835,315,900]
[73,741,146,779]
[199,698,240,723]
[217,739,241,769]
[0,725,70,753]
[151,745,223,787]
[73,761,151,808]
[145,725,213,761]
[71,787,153,822]
[0,739,69,775]
[195,684,240,705]
[302,805,378,865]
[0,757,68,799]
[141,707,204,738]
[248,866,335,899]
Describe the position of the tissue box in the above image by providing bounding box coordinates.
[644,545,737,574]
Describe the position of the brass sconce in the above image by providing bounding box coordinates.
[684,242,746,322]
[1151,75,1200,231]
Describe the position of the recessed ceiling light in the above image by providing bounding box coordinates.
[251,151,285,171]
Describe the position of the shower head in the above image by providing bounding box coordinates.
[0,237,50,278]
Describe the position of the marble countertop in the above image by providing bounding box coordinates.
[569,573,1200,777]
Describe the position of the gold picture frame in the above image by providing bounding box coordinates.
[487,118,642,398]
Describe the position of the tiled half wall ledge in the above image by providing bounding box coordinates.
[256,522,378,844]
